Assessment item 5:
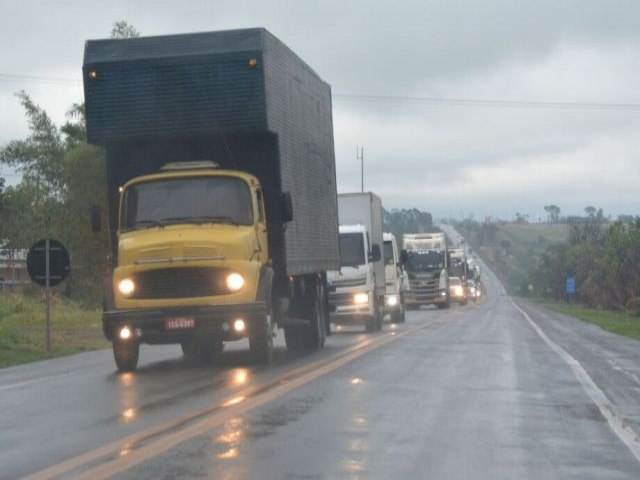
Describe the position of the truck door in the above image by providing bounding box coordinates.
[255,188,269,263]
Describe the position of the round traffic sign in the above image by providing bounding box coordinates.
[26,239,71,287]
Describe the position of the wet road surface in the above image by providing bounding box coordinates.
[4,261,640,478]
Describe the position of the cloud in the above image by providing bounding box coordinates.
[333,41,640,217]
[1,0,639,218]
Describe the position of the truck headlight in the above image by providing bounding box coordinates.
[226,273,245,292]
[386,295,398,306]
[354,293,369,305]
[118,278,135,297]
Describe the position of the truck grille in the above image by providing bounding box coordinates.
[408,277,439,300]
[329,292,357,306]
[131,267,230,299]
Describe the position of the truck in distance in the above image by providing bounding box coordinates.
[402,232,450,309]
[83,28,340,371]
[383,232,407,323]
[327,193,385,332]
[448,248,468,305]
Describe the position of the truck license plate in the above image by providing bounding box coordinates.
[165,317,196,330]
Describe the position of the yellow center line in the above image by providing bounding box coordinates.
[26,313,449,480]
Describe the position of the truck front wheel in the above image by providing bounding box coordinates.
[113,339,139,372]
[250,287,274,365]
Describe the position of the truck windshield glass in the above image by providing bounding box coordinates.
[383,241,394,266]
[339,233,365,267]
[122,176,253,230]
[406,251,444,271]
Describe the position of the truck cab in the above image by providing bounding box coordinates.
[402,233,450,309]
[382,232,407,323]
[327,224,382,332]
[103,162,276,370]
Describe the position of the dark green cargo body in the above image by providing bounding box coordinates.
[83,28,339,276]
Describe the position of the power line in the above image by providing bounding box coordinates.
[0,73,80,86]
[2,71,639,111]
[333,93,640,111]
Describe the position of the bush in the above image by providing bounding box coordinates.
[626,297,640,317]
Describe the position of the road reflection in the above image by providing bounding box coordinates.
[231,368,249,387]
[214,417,244,460]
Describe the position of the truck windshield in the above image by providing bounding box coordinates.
[121,176,253,230]
[406,251,445,271]
[383,241,395,266]
[339,233,365,267]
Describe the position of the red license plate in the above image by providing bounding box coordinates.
[165,317,196,330]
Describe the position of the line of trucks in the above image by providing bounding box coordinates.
[82,28,481,372]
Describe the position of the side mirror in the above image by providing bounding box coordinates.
[370,244,381,263]
[90,204,102,232]
[400,249,408,265]
[282,192,293,223]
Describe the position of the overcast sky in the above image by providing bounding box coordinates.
[1,0,639,220]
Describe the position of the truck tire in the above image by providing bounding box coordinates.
[113,339,139,372]
[181,339,198,357]
[284,327,306,352]
[375,302,383,331]
[249,325,273,365]
[304,282,326,350]
[250,281,274,365]
[437,298,451,310]
[392,305,406,324]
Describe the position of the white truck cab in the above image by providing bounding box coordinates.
[383,232,407,323]
[327,224,383,332]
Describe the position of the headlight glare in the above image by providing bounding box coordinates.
[354,293,369,305]
[226,273,245,292]
[118,278,135,297]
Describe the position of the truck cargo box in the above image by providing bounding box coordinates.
[83,28,339,276]
[337,192,385,297]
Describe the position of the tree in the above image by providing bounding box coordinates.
[0,91,66,197]
[544,205,561,223]
[585,206,596,219]
[111,20,140,39]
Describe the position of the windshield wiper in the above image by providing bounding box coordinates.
[162,215,240,226]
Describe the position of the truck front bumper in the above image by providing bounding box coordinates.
[405,290,448,306]
[103,302,267,344]
[328,292,375,325]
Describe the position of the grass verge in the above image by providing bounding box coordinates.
[0,292,108,368]
[539,300,640,341]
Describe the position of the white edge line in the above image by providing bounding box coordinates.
[512,299,640,463]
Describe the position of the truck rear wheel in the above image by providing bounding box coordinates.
[284,327,306,352]
[305,282,326,350]
[113,339,139,372]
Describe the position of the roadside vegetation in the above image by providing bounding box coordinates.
[541,301,640,341]
[0,291,107,368]
[457,211,640,338]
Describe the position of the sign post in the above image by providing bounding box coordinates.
[566,277,576,303]
[26,239,70,353]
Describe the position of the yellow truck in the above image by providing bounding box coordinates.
[83,28,340,371]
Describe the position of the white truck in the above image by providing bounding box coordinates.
[402,232,450,309]
[327,193,385,332]
[383,232,407,323]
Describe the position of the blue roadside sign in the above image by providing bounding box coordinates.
[566,277,576,295]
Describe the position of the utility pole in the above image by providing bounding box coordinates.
[356,146,364,192]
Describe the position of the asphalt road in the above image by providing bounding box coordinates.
[4,261,640,478]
